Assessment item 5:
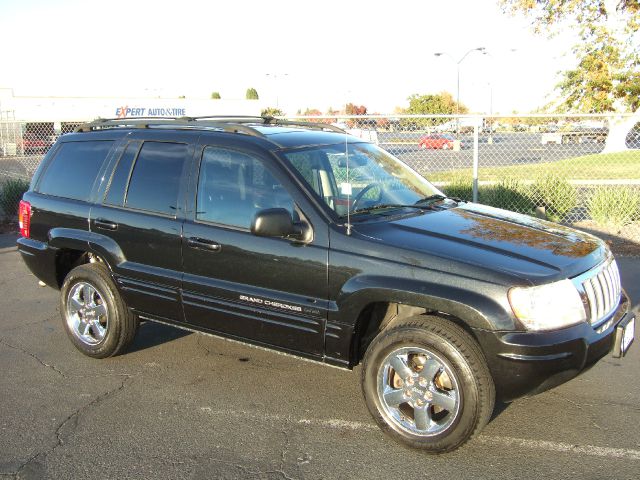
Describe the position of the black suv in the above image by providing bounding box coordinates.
[17,117,635,452]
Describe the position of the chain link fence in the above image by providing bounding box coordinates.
[290,114,640,244]
[1,114,639,244]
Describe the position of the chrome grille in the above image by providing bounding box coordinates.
[576,259,621,325]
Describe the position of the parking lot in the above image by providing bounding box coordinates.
[378,132,606,173]
[0,132,610,182]
[0,232,639,479]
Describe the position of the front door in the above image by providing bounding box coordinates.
[181,143,328,356]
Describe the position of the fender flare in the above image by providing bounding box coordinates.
[47,228,125,272]
[334,275,516,332]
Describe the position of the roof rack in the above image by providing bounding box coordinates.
[74,117,266,138]
[74,116,347,136]
[261,117,346,134]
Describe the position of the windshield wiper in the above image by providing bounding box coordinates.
[350,203,433,216]
[415,194,466,205]
[414,194,447,205]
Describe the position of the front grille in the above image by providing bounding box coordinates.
[576,259,621,325]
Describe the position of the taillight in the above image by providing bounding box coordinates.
[18,200,31,238]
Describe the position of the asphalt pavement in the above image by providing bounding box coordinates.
[1,232,639,480]
[377,133,605,173]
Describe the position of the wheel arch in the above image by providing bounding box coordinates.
[47,228,121,287]
[336,280,513,367]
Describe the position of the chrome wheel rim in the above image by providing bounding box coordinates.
[377,346,460,437]
[66,281,109,346]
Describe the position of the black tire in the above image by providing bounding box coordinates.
[60,263,138,358]
[361,315,495,452]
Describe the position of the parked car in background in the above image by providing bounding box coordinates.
[22,132,55,155]
[626,128,640,149]
[418,133,457,150]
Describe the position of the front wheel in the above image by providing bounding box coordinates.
[60,263,139,358]
[361,316,495,452]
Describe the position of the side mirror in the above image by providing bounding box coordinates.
[251,208,294,238]
[251,208,312,243]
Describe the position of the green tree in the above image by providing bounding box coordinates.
[406,91,467,115]
[261,107,284,117]
[211,92,221,99]
[500,0,640,113]
[403,92,467,129]
[246,88,259,100]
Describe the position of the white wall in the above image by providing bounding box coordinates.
[0,91,266,122]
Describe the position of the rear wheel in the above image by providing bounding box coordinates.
[362,315,494,452]
[60,263,138,358]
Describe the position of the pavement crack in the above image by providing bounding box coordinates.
[275,431,298,480]
[10,374,135,477]
[207,458,299,480]
[54,375,133,451]
[196,335,225,359]
[196,335,212,357]
[12,451,44,479]
[0,337,65,377]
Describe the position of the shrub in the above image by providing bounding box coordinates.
[261,107,284,117]
[588,187,640,230]
[532,174,577,222]
[0,178,30,218]
[480,178,535,214]
[441,174,473,201]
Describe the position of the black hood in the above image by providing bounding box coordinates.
[352,203,608,283]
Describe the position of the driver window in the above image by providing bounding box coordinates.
[197,147,296,229]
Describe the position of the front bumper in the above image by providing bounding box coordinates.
[474,292,634,402]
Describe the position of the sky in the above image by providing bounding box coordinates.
[0,0,579,115]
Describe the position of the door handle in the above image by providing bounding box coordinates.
[94,218,118,231]
[187,237,221,252]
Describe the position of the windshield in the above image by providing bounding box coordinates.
[284,142,443,217]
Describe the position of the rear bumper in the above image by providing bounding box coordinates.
[17,237,59,288]
[474,292,634,402]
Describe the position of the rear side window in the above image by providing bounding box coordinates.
[104,141,141,206]
[124,141,188,215]
[37,141,113,201]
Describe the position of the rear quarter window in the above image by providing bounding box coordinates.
[37,140,113,201]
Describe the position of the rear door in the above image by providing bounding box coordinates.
[90,131,196,322]
[181,140,329,356]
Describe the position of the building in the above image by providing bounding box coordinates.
[0,88,266,155]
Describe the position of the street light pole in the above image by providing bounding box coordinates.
[265,73,289,109]
[434,47,485,138]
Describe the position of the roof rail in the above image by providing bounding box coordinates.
[74,116,347,136]
[74,117,266,138]
[262,118,346,134]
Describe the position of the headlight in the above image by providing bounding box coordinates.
[508,279,586,331]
